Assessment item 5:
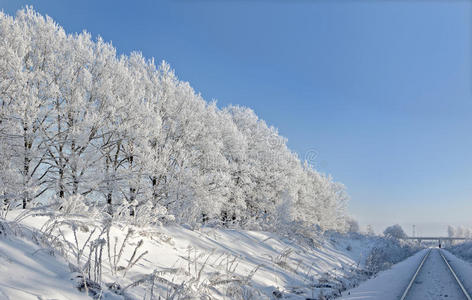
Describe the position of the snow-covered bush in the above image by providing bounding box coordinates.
[0,196,12,219]
[365,238,417,273]
[113,199,175,227]
[447,241,472,262]
[363,224,416,274]
[383,224,407,240]
[39,216,150,297]
[0,219,12,237]
[48,195,97,216]
[327,227,418,275]
[124,248,263,299]
[345,218,360,234]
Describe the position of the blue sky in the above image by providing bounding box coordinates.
[2,0,471,235]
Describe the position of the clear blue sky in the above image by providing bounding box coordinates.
[2,0,471,235]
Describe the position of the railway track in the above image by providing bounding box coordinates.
[400,248,472,300]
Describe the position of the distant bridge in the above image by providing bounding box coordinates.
[402,237,469,241]
[401,237,470,247]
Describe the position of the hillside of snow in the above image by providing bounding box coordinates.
[0,210,391,299]
[0,228,88,300]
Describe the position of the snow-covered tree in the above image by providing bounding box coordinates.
[346,218,360,233]
[448,225,456,238]
[384,224,407,240]
[366,225,375,236]
[0,7,350,234]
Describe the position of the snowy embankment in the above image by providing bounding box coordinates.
[0,222,89,300]
[0,210,384,299]
[447,241,472,262]
[442,249,472,296]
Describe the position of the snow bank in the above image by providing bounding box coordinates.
[0,220,88,299]
[3,211,377,299]
[2,211,422,299]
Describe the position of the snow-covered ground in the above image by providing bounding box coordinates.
[0,210,426,299]
[1,211,383,299]
[0,223,89,300]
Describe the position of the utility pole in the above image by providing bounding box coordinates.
[412,225,416,237]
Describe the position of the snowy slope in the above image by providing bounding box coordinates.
[442,249,472,296]
[1,211,382,299]
[0,226,89,300]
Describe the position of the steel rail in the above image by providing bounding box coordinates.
[399,249,431,300]
[439,249,472,300]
